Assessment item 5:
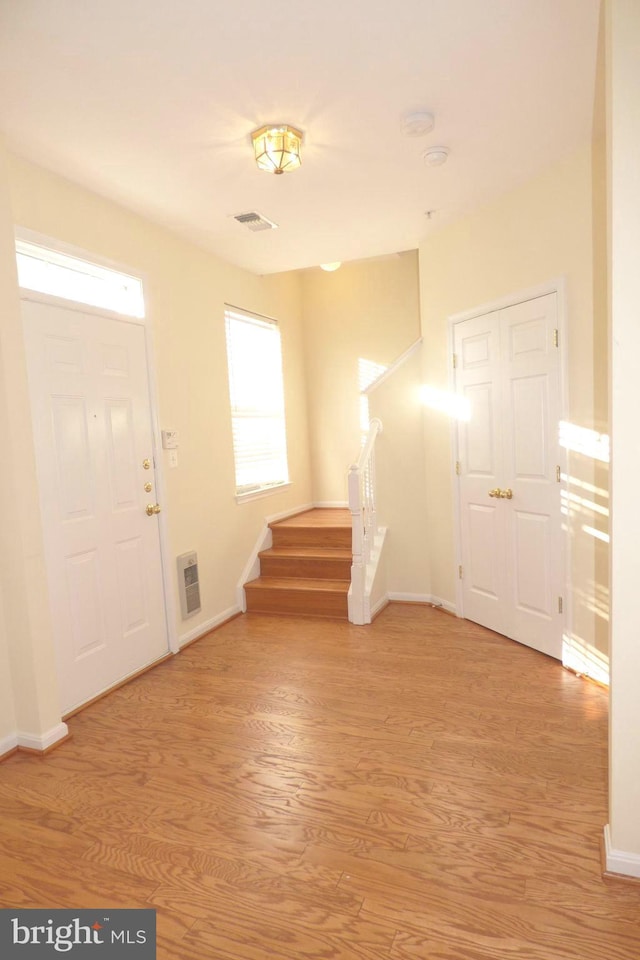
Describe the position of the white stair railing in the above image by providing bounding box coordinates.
[348,418,383,624]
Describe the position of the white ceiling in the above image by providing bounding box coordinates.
[0,1,601,275]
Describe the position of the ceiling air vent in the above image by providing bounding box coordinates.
[233,211,278,232]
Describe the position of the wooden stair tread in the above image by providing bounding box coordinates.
[259,546,352,560]
[270,508,350,530]
[245,577,350,593]
[269,515,351,549]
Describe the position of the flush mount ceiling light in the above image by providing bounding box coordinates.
[423,146,450,167]
[401,111,435,137]
[251,124,303,174]
[320,262,341,272]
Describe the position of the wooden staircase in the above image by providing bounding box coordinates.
[244,508,352,619]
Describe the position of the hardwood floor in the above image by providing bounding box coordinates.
[1,604,638,959]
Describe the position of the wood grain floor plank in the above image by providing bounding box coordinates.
[83,833,342,896]
[149,869,362,925]
[0,604,637,960]
[183,913,396,960]
[355,874,639,960]
[0,852,157,909]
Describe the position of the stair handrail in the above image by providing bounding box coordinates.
[348,417,383,623]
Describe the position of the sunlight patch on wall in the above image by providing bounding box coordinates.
[565,475,609,499]
[573,581,611,624]
[582,524,610,544]
[559,421,610,462]
[563,632,610,686]
[561,489,609,519]
[420,385,471,421]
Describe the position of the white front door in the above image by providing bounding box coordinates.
[22,297,169,713]
[454,293,563,659]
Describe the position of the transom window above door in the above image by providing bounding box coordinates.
[15,238,145,318]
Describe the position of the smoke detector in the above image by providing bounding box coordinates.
[423,146,450,167]
[233,211,278,232]
[401,112,435,137]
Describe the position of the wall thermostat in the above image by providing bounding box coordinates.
[161,429,179,449]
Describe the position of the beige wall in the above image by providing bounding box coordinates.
[607,0,640,862]
[419,144,605,672]
[0,592,17,748]
[1,153,312,744]
[0,143,64,744]
[368,346,431,598]
[0,165,19,745]
[300,253,421,502]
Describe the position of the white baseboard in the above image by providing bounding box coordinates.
[604,824,640,879]
[16,722,69,752]
[314,501,349,508]
[236,524,272,612]
[266,502,314,524]
[179,605,241,648]
[429,595,458,615]
[370,594,389,619]
[0,733,18,757]
[387,592,458,615]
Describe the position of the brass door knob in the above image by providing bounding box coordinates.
[499,488,513,500]
[488,488,501,498]
[145,503,162,516]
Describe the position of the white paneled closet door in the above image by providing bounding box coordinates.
[454,293,563,660]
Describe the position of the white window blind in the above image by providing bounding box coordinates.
[225,307,289,497]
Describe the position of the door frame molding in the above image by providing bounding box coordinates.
[447,278,570,652]
[16,227,179,658]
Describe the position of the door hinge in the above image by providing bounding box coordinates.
[458,565,463,580]
[556,465,561,483]
[558,596,563,614]
[455,460,461,476]
[553,328,559,348]
[452,353,458,369]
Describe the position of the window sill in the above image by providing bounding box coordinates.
[235,482,292,505]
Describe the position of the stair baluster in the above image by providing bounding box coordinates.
[348,418,383,625]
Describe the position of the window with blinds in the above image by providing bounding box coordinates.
[224,306,290,498]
